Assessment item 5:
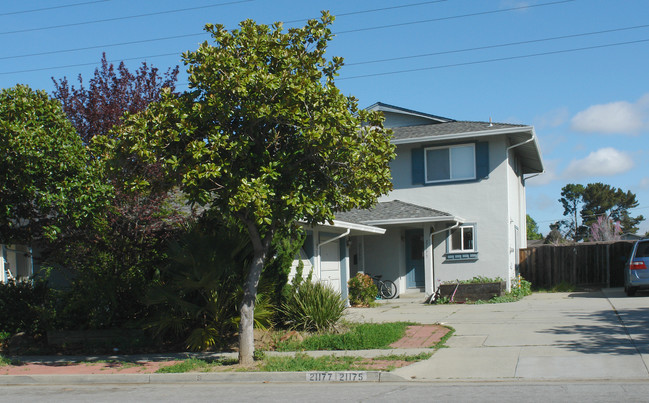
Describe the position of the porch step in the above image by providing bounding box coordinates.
[397,291,426,299]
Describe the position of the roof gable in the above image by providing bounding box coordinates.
[366,102,453,127]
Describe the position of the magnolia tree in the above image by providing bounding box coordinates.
[107,12,395,365]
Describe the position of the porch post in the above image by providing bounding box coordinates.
[424,226,434,295]
[0,245,5,284]
[340,238,350,306]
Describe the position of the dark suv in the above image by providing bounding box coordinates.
[624,239,649,296]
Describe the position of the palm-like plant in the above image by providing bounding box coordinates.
[146,221,274,351]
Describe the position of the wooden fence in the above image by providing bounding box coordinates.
[519,241,635,289]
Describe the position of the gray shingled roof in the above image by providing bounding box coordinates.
[366,102,453,123]
[391,121,527,141]
[335,200,454,225]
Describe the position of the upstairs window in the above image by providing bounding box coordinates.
[411,142,489,186]
[425,144,476,183]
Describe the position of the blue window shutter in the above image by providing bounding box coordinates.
[412,148,425,185]
[476,142,489,179]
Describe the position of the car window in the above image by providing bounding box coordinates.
[635,241,649,258]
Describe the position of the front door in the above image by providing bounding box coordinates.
[405,229,425,288]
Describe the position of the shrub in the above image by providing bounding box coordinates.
[442,276,504,285]
[510,276,532,299]
[145,220,254,351]
[0,280,50,336]
[347,273,377,306]
[280,277,346,332]
[145,217,288,351]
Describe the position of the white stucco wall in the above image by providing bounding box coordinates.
[382,111,439,128]
[505,147,529,286]
[378,136,518,289]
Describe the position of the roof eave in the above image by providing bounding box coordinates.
[360,215,465,226]
[391,125,534,145]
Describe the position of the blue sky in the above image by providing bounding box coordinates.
[2,0,648,235]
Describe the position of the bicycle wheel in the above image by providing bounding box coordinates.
[379,280,397,299]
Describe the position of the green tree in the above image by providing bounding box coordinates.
[0,85,107,245]
[580,183,644,235]
[559,182,644,240]
[559,184,585,241]
[45,57,185,331]
[544,222,568,245]
[526,214,543,240]
[106,12,395,365]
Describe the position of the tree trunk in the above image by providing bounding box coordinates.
[238,220,272,366]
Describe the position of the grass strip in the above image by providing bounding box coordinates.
[156,358,218,373]
[155,352,435,373]
[261,354,366,372]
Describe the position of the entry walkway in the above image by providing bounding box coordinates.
[346,288,649,380]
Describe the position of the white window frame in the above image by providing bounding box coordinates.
[424,144,476,184]
[448,224,477,253]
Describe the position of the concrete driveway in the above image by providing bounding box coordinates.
[345,288,649,381]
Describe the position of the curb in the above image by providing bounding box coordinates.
[0,371,407,385]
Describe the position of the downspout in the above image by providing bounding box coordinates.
[431,220,461,237]
[429,220,462,293]
[505,132,536,291]
[318,228,351,250]
[506,132,535,152]
[524,172,543,180]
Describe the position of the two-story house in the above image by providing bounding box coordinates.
[4,102,544,303]
[297,102,544,299]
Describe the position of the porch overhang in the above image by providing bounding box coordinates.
[334,200,462,228]
[359,215,464,226]
[301,220,386,236]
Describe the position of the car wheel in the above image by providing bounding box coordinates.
[625,286,637,297]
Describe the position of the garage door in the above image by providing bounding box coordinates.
[320,240,341,293]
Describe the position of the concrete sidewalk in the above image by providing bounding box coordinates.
[348,288,649,381]
[3,288,649,384]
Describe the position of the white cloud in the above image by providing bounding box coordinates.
[563,148,634,179]
[570,94,649,135]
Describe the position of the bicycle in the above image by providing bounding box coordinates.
[368,273,397,299]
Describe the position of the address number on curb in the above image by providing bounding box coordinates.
[306,371,367,382]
